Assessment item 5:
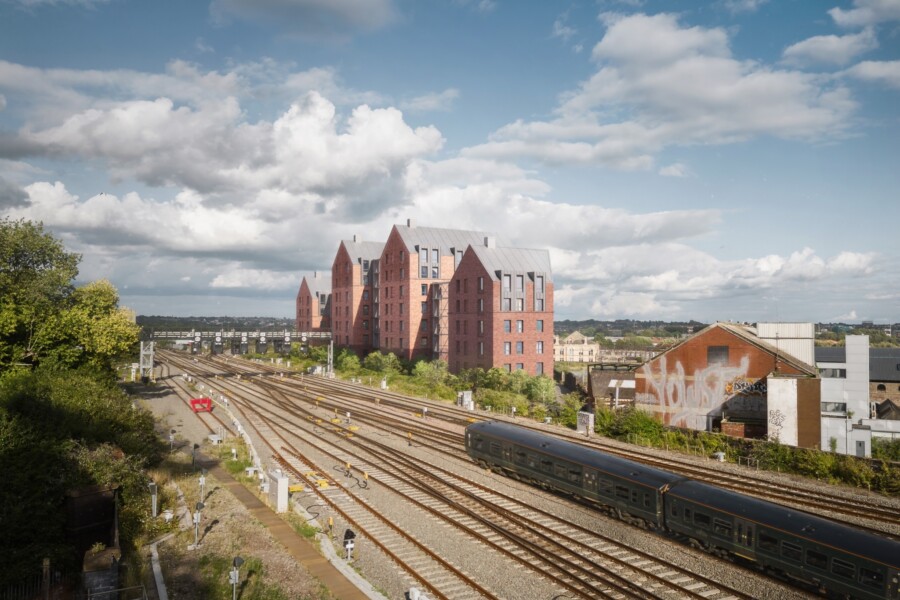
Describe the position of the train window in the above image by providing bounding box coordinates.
[541,460,553,473]
[643,493,651,508]
[568,470,581,484]
[670,503,678,517]
[554,464,568,479]
[831,558,855,580]
[759,531,778,552]
[805,550,827,570]
[615,485,629,499]
[684,508,692,522]
[527,456,537,468]
[489,443,501,457]
[859,568,884,589]
[693,512,711,529]
[713,519,732,538]
[630,490,638,504]
[515,451,527,464]
[599,480,614,496]
[781,542,802,562]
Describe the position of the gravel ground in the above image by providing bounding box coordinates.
[132,378,332,600]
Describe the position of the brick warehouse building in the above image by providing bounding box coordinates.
[331,236,384,355]
[295,271,331,333]
[448,237,553,376]
[634,322,820,447]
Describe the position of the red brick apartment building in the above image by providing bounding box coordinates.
[448,237,554,376]
[377,220,503,363]
[308,219,555,374]
[295,271,331,332]
[331,236,383,355]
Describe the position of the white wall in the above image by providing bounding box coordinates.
[767,377,799,446]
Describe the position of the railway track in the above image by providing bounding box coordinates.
[156,350,806,599]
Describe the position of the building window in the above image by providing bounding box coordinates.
[456,320,460,334]
[363,305,369,316]
[421,284,427,295]
[516,363,524,371]
[516,298,524,311]
[399,303,404,315]
[363,290,369,300]
[877,384,886,391]
[504,320,511,333]
[516,320,524,333]
[516,341,524,355]
[708,346,729,366]
[421,301,427,312]
[432,248,439,263]
[536,362,543,375]
[478,276,484,291]
[516,275,524,292]
[504,364,511,373]
[536,275,544,291]
[479,320,484,335]
[504,342,511,355]
[503,274,511,290]
[537,320,544,332]
[421,336,428,347]
[479,341,484,356]
[478,298,484,313]
[536,341,544,354]
[421,266,428,278]
[420,248,427,265]
[363,320,369,330]
[502,298,511,311]
[820,368,846,378]
[432,266,439,278]
[399,321,404,332]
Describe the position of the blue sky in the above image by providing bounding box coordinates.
[1,0,898,324]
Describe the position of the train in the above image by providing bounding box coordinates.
[465,420,900,600]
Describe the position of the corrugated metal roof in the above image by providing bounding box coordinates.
[871,348,900,382]
[814,347,846,363]
[395,223,506,254]
[469,244,552,282]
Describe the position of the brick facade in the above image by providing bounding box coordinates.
[635,323,817,438]
[295,272,330,332]
[330,238,381,356]
[448,240,554,376]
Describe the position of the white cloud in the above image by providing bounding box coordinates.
[552,16,577,42]
[658,162,689,177]
[210,268,298,289]
[721,0,768,14]
[464,13,856,170]
[400,89,460,112]
[843,60,900,88]
[829,0,900,28]
[782,28,877,67]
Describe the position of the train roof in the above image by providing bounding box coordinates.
[668,479,900,569]
[468,421,683,491]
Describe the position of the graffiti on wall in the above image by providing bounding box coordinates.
[768,409,786,442]
[636,354,766,429]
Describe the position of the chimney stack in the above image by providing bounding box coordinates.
[407,218,416,228]
[484,236,496,248]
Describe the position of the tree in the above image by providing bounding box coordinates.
[0,219,80,370]
[412,359,448,387]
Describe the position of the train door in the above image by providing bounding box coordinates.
[733,518,755,560]
[502,444,513,465]
[584,469,598,497]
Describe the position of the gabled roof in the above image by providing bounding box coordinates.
[649,322,816,375]
[394,223,506,255]
[303,272,330,298]
[467,244,553,282]
[340,239,384,262]
[814,346,846,363]
[876,399,900,420]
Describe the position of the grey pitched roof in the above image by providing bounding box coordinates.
[303,273,330,298]
[394,223,507,255]
[815,347,846,363]
[469,244,553,282]
[871,348,900,382]
[341,239,384,261]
